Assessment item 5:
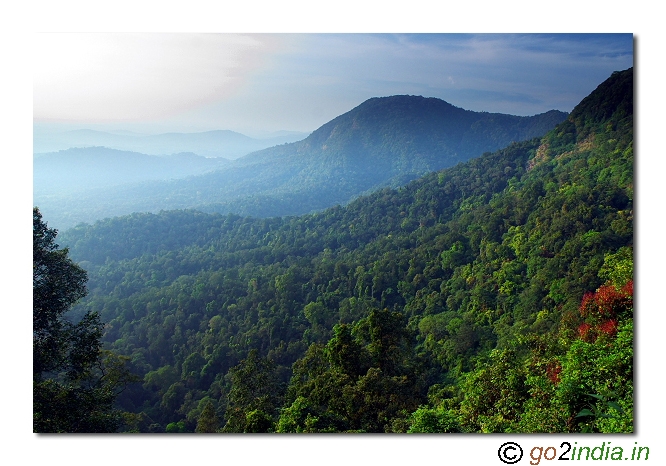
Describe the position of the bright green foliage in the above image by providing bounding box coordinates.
[457,349,528,432]
[407,405,461,433]
[165,421,188,433]
[277,396,339,433]
[598,247,633,289]
[555,318,633,433]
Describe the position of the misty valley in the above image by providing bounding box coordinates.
[35,96,567,230]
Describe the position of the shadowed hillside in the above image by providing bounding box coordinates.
[36,96,566,229]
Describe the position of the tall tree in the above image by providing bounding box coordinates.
[195,399,220,433]
[33,207,88,377]
[222,349,283,433]
[33,207,129,432]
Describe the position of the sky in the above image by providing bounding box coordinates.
[33,33,634,136]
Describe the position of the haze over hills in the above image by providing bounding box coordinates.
[34,96,567,229]
[34,147,230,196]
[33,127,309,159]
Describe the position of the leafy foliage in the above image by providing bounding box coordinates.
[221,349,284,433]
[33,208,135,432]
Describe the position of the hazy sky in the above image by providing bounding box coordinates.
[34,33,633,135]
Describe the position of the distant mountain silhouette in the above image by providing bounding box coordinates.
[35,96,567,229]
[34,147,229,196]
[33,128,308,159]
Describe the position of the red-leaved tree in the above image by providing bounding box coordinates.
[577,280,632,342]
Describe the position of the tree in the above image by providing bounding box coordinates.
[221,349,283,432]
[407,405,461,433]
[33,207,88,377]
[195,399,220,433]
[33,207,130,432]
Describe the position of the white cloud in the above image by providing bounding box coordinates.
[33,33,288,121]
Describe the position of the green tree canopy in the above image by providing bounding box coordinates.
[33,207,131,432]
[222,349,284,433]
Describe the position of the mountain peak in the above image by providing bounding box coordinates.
[569,67,632,127]
[302,94,566,161]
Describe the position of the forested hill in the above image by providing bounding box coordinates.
[59,68,632,433]
[37,96,566,230]
[299,95,566,164]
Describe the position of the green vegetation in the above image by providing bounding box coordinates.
[47,68,632,432]
[33,207,135,432]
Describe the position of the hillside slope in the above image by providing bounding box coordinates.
[37,97,566,229]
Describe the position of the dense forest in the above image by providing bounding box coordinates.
[45,68,632,433]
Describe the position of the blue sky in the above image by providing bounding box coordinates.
[33,33,633,136]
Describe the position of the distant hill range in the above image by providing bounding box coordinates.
[34,96,567,230]
[34,148,230,196]
[33,128,308,159]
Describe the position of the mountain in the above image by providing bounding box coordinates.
[213,96,567,209]
[35,96,567,229]
[34,147,230,196]
[32,128,309,159]
[57,69,632,433]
